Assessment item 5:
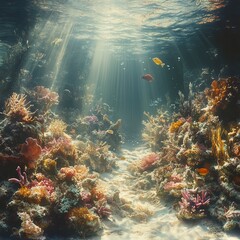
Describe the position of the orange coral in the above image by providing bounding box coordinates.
[58,167,76,181]
[91,187,106,201]
[68,207,97,222]
[204,77,240,121]
[4,93,33,122]
[16,186,31,199]
[169,118,185,133]
[20,137,42,169]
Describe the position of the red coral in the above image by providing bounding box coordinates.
[139,152,159,171]
[20,137,42,169]
[58,167,76,181]
[33,86,59,107]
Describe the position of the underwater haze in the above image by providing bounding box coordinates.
[1,0,240,239]
[1,0,240,141]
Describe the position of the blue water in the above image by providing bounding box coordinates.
[0,0,240,141]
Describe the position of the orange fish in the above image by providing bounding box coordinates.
[142,74,154,82]
[196,168,209,176]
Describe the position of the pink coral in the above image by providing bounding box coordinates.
[8,166,29,187]
[139,152,159,171]
[34,86,59,105]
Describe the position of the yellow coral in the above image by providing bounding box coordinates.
[4,93,33,122]
[169,118,185,133]
[48,119,67,137]
[68,207,98,225]
[43,158,57,172]
[16,186,31,200]
[211,126,229,166]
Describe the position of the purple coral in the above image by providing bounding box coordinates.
[8,166,29,187]
[178,189,210,219]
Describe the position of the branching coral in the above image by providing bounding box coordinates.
[32,86,59,111]
[8,166,29,187]
[79,141,116,172]
[142,110,170,151]
[169,118,185,133]
[4,93,33,122]
[205,77,240,122]
[177,189,210,220]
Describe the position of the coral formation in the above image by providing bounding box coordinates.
[138,77,240,231]
[4,93,33,122]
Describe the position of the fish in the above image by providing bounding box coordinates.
[142,74,154,82]
[152,57,165,67]
[196,168,209,176]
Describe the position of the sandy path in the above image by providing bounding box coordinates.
[90,146,239,240]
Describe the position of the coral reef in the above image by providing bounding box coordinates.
[138,77,240,231]
[0,86,121,239]
[74,102,122,151]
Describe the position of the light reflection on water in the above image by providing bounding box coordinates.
[33,0,227,56]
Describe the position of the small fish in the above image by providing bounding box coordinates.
[106,129,114,134]
[142,74,154,82]
[152,57,165,67]
[196,168,209,176]
[119,156,126,160]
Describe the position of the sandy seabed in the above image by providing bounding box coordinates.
[87,146,239,240]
